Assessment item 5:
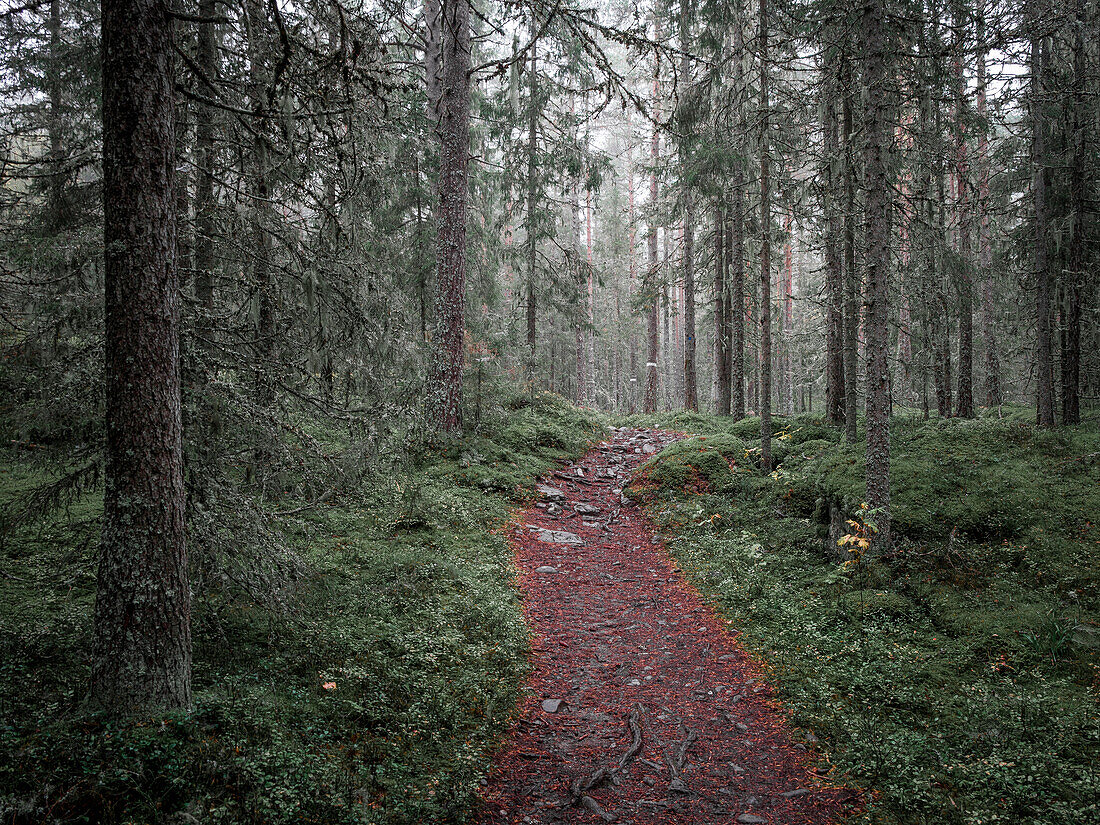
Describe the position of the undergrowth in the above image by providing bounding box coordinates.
[0,387,604,824]
[623,407,1100,825]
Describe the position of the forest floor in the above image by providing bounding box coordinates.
[479,428,860,825]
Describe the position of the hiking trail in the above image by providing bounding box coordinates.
[477,428,860,825]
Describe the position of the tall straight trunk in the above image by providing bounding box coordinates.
[952,1,974,418]
[715,202,730,414]
[680,1,698,411]
[92,0,190,713]
[628,110,639,411]
[975,1,1000,407]
[246,0,276,411]
[935,154,953,417]
[862,0,891,553]
[730,0,746,420]
[1031,18,1055,427]
[842,55,858,442]
[193,0,217,352]
[47,0,66,229]
[1061,0,1085,424]
[823,57,845,425]
[663,226,673,409]
[430,0,471,429]
[586,188,596,403]
[525,38,539,382]
[758,0,772,471]
[782,213,794,415]
[573,157,586,404]
[643,37,661,413]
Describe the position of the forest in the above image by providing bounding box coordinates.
[0,0,1097,821]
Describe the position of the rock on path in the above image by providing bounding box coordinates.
[477,429,860,825]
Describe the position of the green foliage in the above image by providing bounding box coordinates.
[624,412,1100,825]
[0,390,604,824]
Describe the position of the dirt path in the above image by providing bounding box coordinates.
[477,429,859,825]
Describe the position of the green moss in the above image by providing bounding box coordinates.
[638,409,1100,825]
[0,387,605,825]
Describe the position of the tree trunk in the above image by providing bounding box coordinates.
[1031,16,1055,427]
[842,55,858,443]
[92,0,190,714]
[730,0,746,420]
[952,1,974,418]
[1062,0,1085,424]
[680,1,698,412]
[246,0,276,412]
[862,0,891,553]
[715,203,730,415]
[975,1,1001,407]
[759,0,772,471]
[193,0,217,354]
[643,35,661,413]
[525,37,539,384]
[430,0,471,430]
[823,56,845,426]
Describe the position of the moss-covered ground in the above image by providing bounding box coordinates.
[0,390,605,825]
[619,406,1100,825]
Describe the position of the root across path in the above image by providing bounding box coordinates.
[478,429,860,825]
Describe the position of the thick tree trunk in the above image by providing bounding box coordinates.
[759,0,772,471]
[430,0,471,429]
[1031,20,1055,427]
[680,1,698,411]
[92,0,190,714]
[862,0,891,554]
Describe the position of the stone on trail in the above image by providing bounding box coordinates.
[737,815,767,824]
[642,443,659,454]
[780,788,810,798]
[574,503,601,516]
[533,528,584,545]
[541,698,565,713]
[534,566,558,573]
[536,483,566,501]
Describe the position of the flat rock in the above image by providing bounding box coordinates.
[780,788,810,798]
[534,528,584,545]
[541,698,565,713]
[536,483,566,501]
[737,815,767,824]
[534,566,558,573]
[574,503,601,516]
[642,443,659,454]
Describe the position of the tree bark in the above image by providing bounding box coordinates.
[758,0,772,471]
[952,0,974,418]
[644,32,661,414]
[525,37,539,384]
[823,55,845,426]
[975,1,1001,407]
[862,0,892,553]
[92,0,190,714]
[1062,0,1085,424]
[1031,13,1055,427]
[730,0,746,420]
[841,55,858,443]
[715,202,730,415]
[193,0,217,354]
[430,0,471,430]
